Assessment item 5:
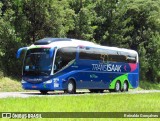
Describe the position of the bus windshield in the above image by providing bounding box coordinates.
[23,48,53,76]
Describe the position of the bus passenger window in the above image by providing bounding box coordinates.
[79,48,102,60]
[108,55,128,63]
[54,47,76,73]
[126,56,136,63]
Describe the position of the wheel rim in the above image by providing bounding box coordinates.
[116,82,120,91]
[124,82,127,90]
[68,82,73,92]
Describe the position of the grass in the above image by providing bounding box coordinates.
[0,77,160,121]
[0,93,160,112]
[139,81,160,90]
[0,77,24,92]
[0,93,160,121]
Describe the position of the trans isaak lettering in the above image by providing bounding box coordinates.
[92,64,122,72]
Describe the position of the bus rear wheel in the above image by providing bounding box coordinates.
[114,81,121,92]
[67,80,76,94]
[122,81,128,92]
[40,90,48,94]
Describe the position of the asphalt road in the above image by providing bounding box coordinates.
[0,90,160,98]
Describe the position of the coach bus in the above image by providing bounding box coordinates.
[17,38,139,94]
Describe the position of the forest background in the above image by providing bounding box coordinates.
[0,0,160,83]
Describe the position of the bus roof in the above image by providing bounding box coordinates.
[31,38,138,55]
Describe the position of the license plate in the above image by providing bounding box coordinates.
[32,86,37,88]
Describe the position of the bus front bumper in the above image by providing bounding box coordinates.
[21,80,64,91]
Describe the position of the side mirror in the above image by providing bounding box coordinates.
[16,47,28,58]
[49,47,55,58]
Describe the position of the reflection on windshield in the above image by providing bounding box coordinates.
[23,48,53,76]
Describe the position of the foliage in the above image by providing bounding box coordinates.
[68,0,97,41]
[0,0,160,82]
[0,1,22,76]
[0,77,24,92]
[139,79,160,90]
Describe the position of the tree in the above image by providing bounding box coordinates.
[0,1,22,77]
[94,0,117,45]
[68,0,97,41]
[0,0,160,83]
[124,0,160,82]
[22,0,75,44]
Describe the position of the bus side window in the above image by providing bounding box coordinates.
[54,47,76,73]
[108,55,127,63]
[126,56,136,63]
[79,48,103,60]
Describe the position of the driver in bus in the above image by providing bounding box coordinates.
[54,56,62,72]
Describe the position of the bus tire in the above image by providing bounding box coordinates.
[67,80,76,94]
[40,90,48,94]
[122,81,128,92]
[114,81,121,92]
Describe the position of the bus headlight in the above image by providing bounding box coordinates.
[44,80,52,84]
[21,80,27,83]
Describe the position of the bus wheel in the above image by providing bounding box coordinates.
[40,90,48,94]
[122,81,128,92]
[67,80,76,94]
[114,81,121,92]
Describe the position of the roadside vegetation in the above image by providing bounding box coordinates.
[139,81,160,90]
[0,77,23,92]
